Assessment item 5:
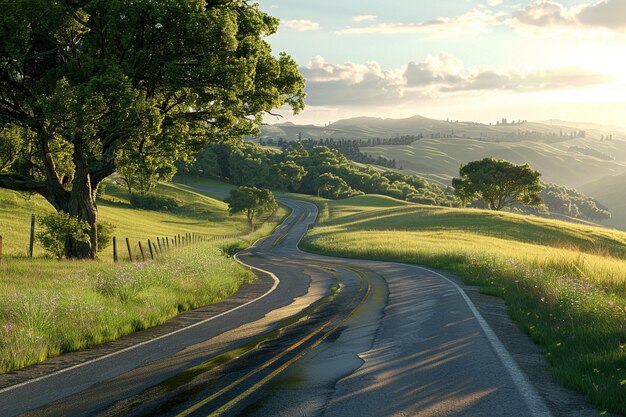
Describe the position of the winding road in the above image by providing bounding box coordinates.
[0,198,554,417]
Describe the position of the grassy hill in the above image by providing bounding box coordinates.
[0,181,286,373]
[581,172,626,232]
[302,195,626,415]
[1,181,244,259]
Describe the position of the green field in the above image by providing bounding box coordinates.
[301,195,626,415]
[0,182,287,373]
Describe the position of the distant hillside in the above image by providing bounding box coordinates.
[255,114,626,190]
[254,114,626,231]
[258,114,626,143]
[581,172,626,231]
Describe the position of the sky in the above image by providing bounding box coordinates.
[256,0,626,127]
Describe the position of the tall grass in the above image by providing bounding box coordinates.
[301,195,626,415]
[0,183,287,373]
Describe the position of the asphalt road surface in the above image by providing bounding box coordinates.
[0,198,553,417]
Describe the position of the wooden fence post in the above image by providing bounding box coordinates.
[113,237,118,263]
[166,237,170,249]
[147,239,154,260]
[157,237,162,252]
[138,241,146,262]
[0,235,3,265]
[125,238,133,262]
[29,214,35,257]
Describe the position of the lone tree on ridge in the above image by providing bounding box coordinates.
[452,158,542,211]
[225,186,277,231]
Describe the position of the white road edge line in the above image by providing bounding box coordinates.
[290,199,554,417]
[0,208,303,396]
[410,265,554,417]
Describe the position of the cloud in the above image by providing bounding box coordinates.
[302,56,406,105]
[573,0,626,30]
[512,0,626,31]
[353,15,378,22]
[337,1,626,36]
[300,54,613,107]
[282,19,321,32]
[337,9,507,35]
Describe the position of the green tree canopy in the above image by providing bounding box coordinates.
[315,172,362,199]
[452,157,543,211]
[225,186,277,230]
[271,161,306,191]
[0,0,305,258]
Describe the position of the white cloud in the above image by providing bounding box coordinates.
[300,54,613,107]
[353,15,378,22]
[337,9,507,35]
[512,0,626,31]
[282,19,321,32]
[337,1,626,36]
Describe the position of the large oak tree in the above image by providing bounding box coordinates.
[0,0,305,258]
[452,157,542,211]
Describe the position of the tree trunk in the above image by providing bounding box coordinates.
[247,210,255,231]
[65,172,98,259]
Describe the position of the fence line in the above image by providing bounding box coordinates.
[5,209,280,263]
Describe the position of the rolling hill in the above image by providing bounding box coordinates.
[581,172,626,231]
[257,114,626,229]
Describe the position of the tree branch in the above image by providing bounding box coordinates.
[0,173,44,192]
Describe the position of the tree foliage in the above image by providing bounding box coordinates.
[540,183,611,222]
[453,158,543,211]
[0,0,305,258]
[184,141,458,205]
[225,186,277,230]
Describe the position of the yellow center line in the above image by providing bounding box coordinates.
[175,266,368,417]
[210,270,373,417]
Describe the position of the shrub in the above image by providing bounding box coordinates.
[129,193,180,211]
[37,213,91,259]
[97,220,115,252]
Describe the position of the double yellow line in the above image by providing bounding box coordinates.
[176,265,372,417]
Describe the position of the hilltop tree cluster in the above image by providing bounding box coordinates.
[185,142,458,205]
[539,184,611,222]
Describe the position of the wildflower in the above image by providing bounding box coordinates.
[155,22,163,29]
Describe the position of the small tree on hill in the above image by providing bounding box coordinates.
[452,158,543,211]
[225,186,277,231]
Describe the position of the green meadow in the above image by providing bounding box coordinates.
[0,182,287,373]
[301,195,626,415]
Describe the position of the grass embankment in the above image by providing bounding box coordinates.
[0,182,287,373]
[301,195,626,415]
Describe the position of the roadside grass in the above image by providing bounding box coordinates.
[0,183,288,374]
[301,194,626,415]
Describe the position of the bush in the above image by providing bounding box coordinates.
[129,193,180,211]
[97,220,115,252]
[37,213,91,259]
